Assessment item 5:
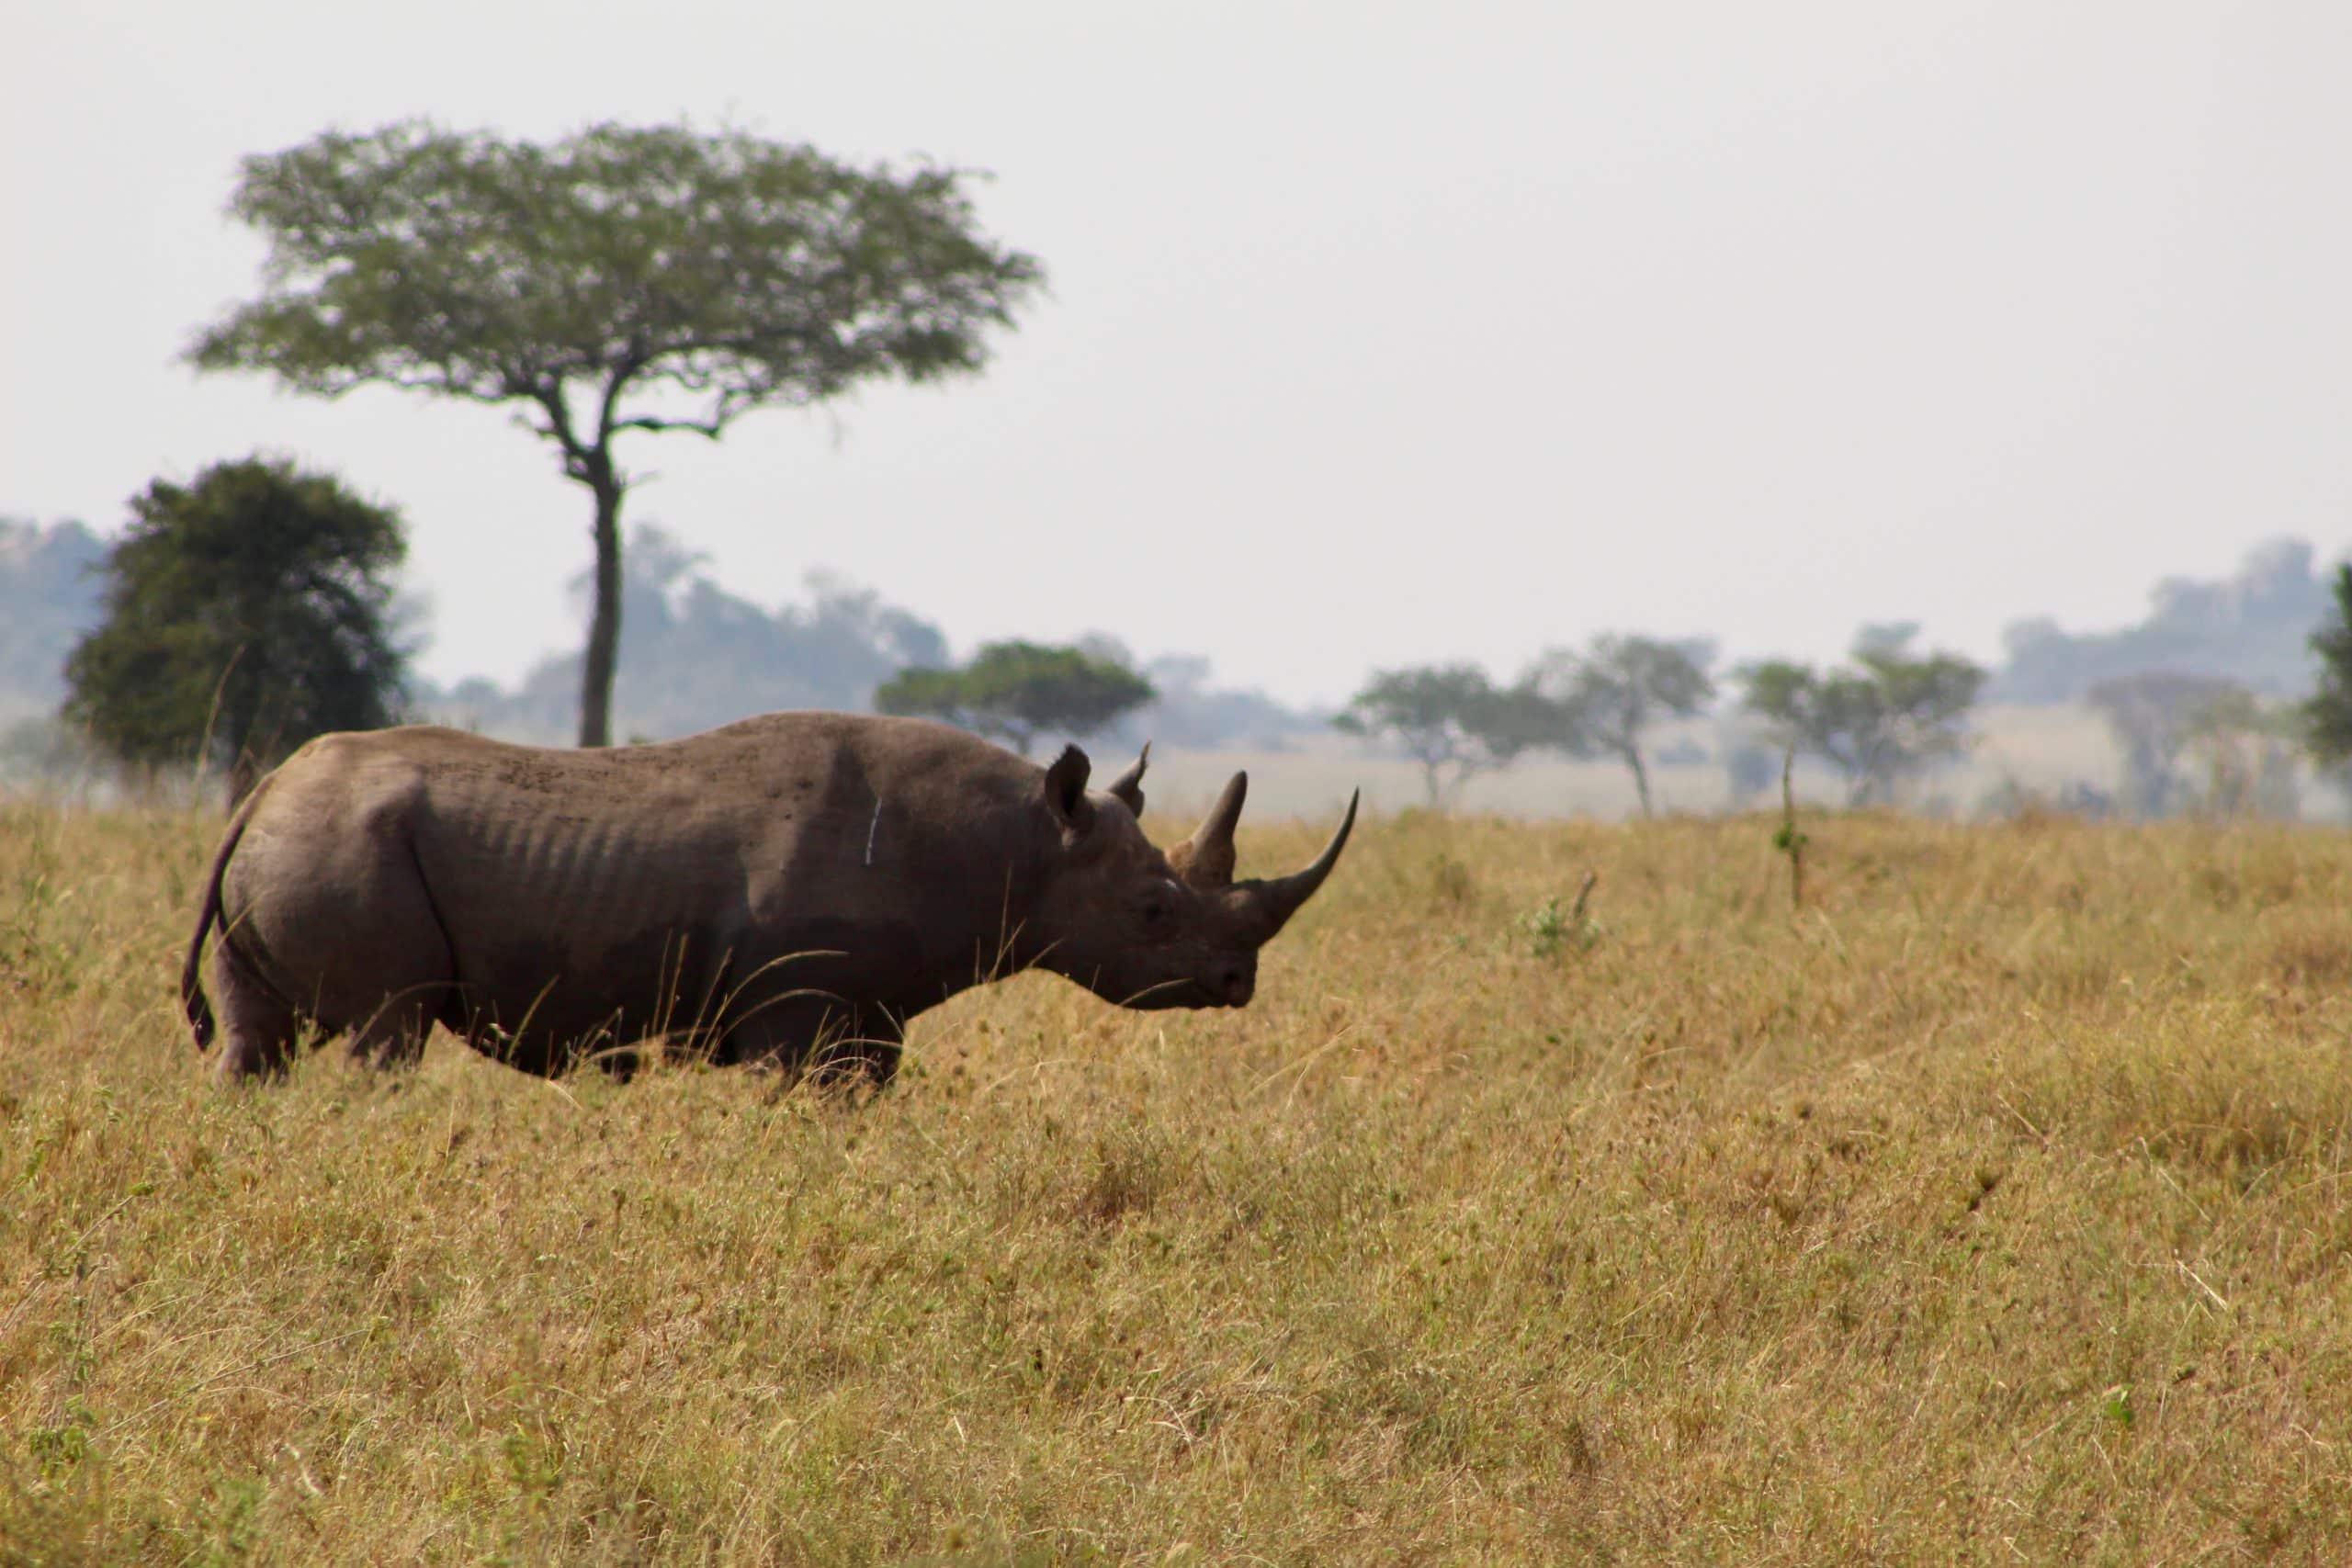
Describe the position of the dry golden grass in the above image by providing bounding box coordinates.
[5,799,2352,1563]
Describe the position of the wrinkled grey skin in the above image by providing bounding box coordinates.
[182,712,1355,1086]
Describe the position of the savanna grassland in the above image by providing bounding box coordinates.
[5,798,2352,1565]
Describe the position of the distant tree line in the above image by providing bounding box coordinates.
[1995,538,2331,705]
[1332,629,1988,812]
[22,465,2352,825]
[14,468,1314,798]
[1322,576,2352,821]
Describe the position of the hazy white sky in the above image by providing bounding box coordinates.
[7,2,2350,705]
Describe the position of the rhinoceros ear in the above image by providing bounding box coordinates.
[1106,741,1149,818]
[1044,744,1093,833]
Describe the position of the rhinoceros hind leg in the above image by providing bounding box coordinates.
[209,941,300,1083]
[298,854,457,1072]
[343,987,452,1071]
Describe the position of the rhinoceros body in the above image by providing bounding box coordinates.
[182,711,1353,1083]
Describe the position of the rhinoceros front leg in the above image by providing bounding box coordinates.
[809,1013,904,1089]
[342,990,444,1071]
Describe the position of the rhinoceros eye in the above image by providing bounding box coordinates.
[1137,876,1185,932]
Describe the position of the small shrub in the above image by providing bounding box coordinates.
[1520,873,1599,959]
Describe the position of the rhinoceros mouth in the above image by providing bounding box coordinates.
[1115,976,1235,1011]
[1118,970,1254,1010]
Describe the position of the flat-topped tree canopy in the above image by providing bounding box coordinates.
[187,119,1046,748]
[876,642,1157,758]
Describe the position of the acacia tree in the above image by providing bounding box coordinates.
[1333,664,1546,807]
[2179,687,2300,818]
[187,120,1044,748]
[875,641,1155,756]
[2086,671,2259,818]
[63,457,409,795]
[1525,634,1715,817]
[1739,630,1984,805]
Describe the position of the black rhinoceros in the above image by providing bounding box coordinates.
[181,713,1354,1084]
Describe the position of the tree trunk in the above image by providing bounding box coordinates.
[577,474,627,749]
[1626,746,1653,818]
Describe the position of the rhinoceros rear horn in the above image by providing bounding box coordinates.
[1106,741,1149,817]
[1168,771,1246,887]
[1241,790,1359,942]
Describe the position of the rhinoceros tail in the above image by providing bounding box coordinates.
[183,777,272,1052]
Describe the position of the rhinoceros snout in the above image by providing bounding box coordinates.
[1212,956,1255,1008]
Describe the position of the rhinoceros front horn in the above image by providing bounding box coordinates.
[1241,790,1359,942]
